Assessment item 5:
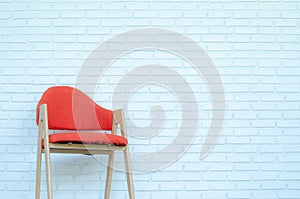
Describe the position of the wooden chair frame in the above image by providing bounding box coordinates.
[35,104,135,199]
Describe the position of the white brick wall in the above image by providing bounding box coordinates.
[1,1,300,199]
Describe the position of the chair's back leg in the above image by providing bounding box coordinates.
[124,147,135,199]
[105,151,115,199]
[44,147,53,199]
[35,124,43,199]
[44,134,53,199]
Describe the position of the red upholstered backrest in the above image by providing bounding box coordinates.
[36,86,113,130]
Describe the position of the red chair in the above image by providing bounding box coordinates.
[35,86,135,199]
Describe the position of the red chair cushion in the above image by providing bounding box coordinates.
[42,132,128,147]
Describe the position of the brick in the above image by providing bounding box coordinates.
[176,172,202,181]
[278,154,300,163]
[202,172,227,181]
[260,145,284,153]
[227,153,251,163]
[203,192,227,199]
[223,4,247,10]
[158,11,182,19]
[253,190,278,199]
[235,27,258,34]
[75,192,100,199]
[226,19,248,26]
[210,26,234,34]
[247,3,273,10]
[0,192,24,198]
[228,191,251,198]
[252,154,276,163]
[152,191,177,199]
[1,172,23,181]
[279,191,300,198]
[27,19,51,27]
[36,12,60,19]
[275,19,298,27]
[287,182,300,190]
[236,182,260,190]
[183,163,209,172]
[285,146,300,153]
[58,183,81,191]
[262,181,286,190]
[278,136,300,144]
[282,12,300,19]
[212,182,235,190]
[183,11,206,18]
[283,27,300,35]
[277,120,299,128]
[258,12,281,18]
[228,172,252,181]
[6,163,31,172]
[227,136,250,144]
[210,164,233,171]
[253,172,278,180]
[233,11,256,19]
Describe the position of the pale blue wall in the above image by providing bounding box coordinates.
[0,1,300,198]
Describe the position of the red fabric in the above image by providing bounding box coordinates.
[36,86,113,130]
[42,132,128,147]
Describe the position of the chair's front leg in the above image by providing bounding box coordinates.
[40,104,53,199]
[124,147,135,199]
[35,150,42,199]
[105,151,115,199]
